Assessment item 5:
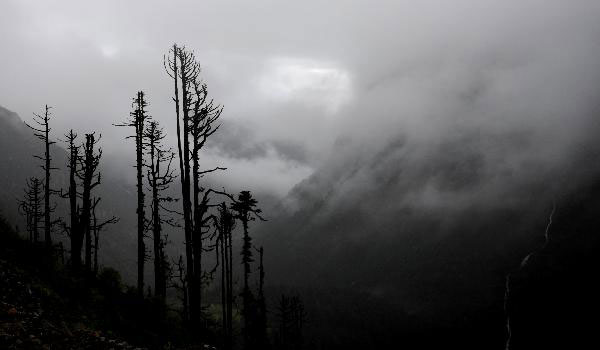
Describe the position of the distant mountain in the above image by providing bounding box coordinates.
[259,124,600,348]
[0,105,57,222]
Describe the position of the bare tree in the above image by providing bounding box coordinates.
[164,44,225,326]
[173,255,189,322]
[91,197,119,274]
[25,105,58,248]
[61,130,82,269]
[115,91,151,296]
[165,45,195,321]
[75,133,102,274]
[18,177,43,243]
[17,192,33,242]
[145,121,176,302]
[191,78,225,324]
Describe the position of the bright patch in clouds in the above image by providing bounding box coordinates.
[99,44,119,59]
[259,57,352,113]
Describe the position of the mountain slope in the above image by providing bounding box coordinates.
[0,105,138,282]
[259,119,600,348]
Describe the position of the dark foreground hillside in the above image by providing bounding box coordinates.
[0,217,213,350]
[0,218,147,349]
[0,259,145,350]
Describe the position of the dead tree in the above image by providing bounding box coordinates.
[145,121,176,302]
[173,255,189,322]
[115,91,151,296]
[18,177,43,242]
[17,182,33,242]
[191,78,224,324]
[231,191,265,350]
[62,130,82,269]
[165,44,225,326]
[25,105,58,248]
[75,133,102,274]
[91,197,119,274]
[165,44,195,322]
[17,194,33,242]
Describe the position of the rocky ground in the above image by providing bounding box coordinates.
[0,259,148,350]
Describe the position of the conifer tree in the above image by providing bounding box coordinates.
[231,190,264,349]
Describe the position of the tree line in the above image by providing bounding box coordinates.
[16,43,304,350]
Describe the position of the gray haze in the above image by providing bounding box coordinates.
[2,1,598,201]
[0,0,598,194]
[3,1,600,337]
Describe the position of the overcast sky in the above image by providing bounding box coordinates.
[2,0,600,200]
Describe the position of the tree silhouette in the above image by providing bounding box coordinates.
[174,255,189,323]
[191,79,225,326]
[76,133,102,274]
[145,120,176,303]
[91,197,119,275]
[215,202,236,349]
[17,186,33,242]
[18,177,43,243]
[62,130,82,269]
[165,44,195,322]
[25,105,58,248]
[255,246,268,348]
[165,44,225,326]
[115,91,151,296]
[231,190,265,350]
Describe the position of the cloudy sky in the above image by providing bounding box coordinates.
[1,0,600,202]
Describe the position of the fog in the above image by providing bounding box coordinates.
[3,1,600,348]
[1,1,598,201]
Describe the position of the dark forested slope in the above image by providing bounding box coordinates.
[259,125,600,349]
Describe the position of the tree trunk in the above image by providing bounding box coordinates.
[93,208,99,275]
[68,131,80,270]
[241,217,251,349]
[172,45,195,324]
[80,134,95,275]
[43,106,52,248]
[227,221,234,345]
[136,93,146,297]
[220,233,227,347]
[151,143,166,301]
[33,180,40,243]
